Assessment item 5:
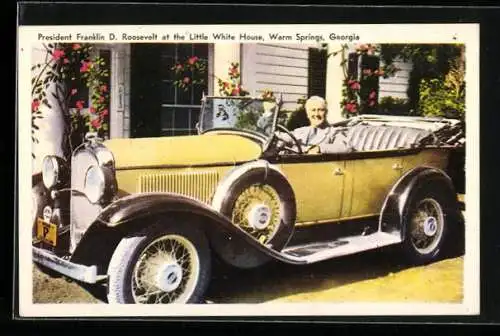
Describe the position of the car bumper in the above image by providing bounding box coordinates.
[32,246,103,284]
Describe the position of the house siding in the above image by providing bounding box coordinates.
[241,43,310,110]
[379,58,412,101]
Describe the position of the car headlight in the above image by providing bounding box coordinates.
[83,165,115,204]
[42,156,65,189]
[94,145,115,170]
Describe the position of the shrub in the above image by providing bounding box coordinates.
[378,96,411,116]
[417,58,465,120]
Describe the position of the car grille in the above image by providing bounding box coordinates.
[138,171,220,204]
[70,148,102,253]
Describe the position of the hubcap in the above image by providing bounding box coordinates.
[247,204,272,230]
[131,234,200,304]
[423,216,438,236]
[409,198,444,255]
[155,262,183,292]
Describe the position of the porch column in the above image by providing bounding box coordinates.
[109,44,131,139]
[212,44,241,96]
[31,45,66,175]
[325,43,346,123]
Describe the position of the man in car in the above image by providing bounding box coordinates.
[289,96,354,154]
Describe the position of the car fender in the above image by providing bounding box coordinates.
[379,166,459,239]
[211,159,291,210]
[69,192,301,273]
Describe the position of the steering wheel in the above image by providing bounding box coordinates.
[273,124,304,155]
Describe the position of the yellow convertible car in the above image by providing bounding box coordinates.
[32,96,465,304]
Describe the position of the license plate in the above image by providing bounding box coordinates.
[36,218,57,246]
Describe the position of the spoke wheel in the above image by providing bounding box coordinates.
[214,167,296,268]
[231,184,282,244]
[409,198,445,255]
[402,185,456,265]
[107,222,211,304]
[131,235,200,304]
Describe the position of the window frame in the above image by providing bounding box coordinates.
[159,43,210,136]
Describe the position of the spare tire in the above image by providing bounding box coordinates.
[210,166,296,269]
[222,167,295,249]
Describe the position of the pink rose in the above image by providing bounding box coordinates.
[187,56,199,65]
[80,61,91,73]
[349,81,360,90]
[91,118,101,129]
[31,99,40,112]
[52,49,65,61]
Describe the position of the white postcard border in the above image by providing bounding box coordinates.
[17,23,480,318]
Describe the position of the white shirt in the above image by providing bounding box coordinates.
[289,124,354,153]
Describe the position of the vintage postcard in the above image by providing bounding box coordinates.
[17,23,479,318]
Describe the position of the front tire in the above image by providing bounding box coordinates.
[402,185,456,265]
[107,221,211,304]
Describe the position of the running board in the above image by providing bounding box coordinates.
[281,232,402,264]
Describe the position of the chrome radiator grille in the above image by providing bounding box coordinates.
[138,171,220,204]
[70,148,102,253]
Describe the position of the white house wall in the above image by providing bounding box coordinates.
[241,43,309,111]
[379,57,412,100]
[213,43,241,96]
[325,43,346,123]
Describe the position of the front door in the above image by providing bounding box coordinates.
[278,155,346,224]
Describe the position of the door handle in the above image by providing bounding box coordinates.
[392,163,403,170]
[333,167,344,176]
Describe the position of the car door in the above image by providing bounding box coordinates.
[277,153,346,224]
[342,153,404,219]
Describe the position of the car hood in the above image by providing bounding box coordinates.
[103,133,263,169]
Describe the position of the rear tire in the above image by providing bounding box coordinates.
[107,220,211,304]
[401,184,457,265]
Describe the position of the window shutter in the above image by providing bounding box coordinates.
[346,52,381,114]
[360,54,380,113]
[347,52,360,80]
[307,48,327,98]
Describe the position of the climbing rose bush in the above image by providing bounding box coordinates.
[31,43,110,157]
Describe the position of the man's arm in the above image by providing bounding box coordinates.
[316,128,355,153]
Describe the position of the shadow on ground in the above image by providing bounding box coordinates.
[204,242,463,304]
[32,219,464,304]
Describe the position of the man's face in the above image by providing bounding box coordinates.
[306,100,327,128]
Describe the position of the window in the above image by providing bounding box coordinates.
[159,44,209,136]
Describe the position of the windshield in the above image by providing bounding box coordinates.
[199,97,278,138]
